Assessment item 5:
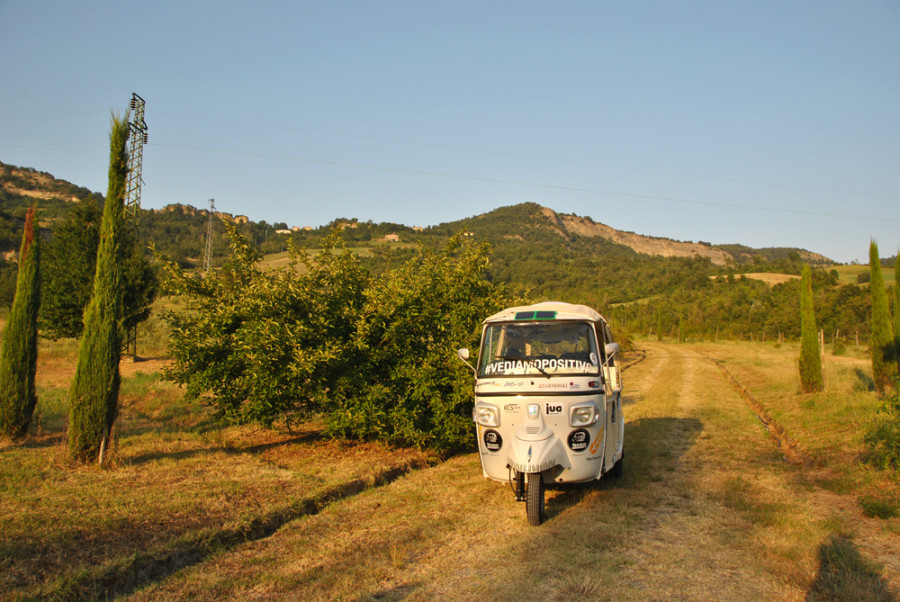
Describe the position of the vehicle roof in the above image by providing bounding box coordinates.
[483,301,607,325]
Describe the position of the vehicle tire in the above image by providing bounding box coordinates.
[611,453,624,479]
[526,473,544,526]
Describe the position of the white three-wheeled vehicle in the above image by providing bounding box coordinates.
[458,301,624,525]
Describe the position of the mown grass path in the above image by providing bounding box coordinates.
[129,342,897,601]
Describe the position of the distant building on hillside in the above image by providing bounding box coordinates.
[384,233,401,242]
[233,215,249,224]
[274,229,292,235]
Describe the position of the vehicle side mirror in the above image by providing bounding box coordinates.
[457,348,477,376]
[605,342,620,358]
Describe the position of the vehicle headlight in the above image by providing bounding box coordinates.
[570,404,599,427]
[474,404,500,427]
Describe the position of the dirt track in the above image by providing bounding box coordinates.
[130,343,897,600]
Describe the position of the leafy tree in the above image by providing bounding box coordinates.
[40,196,101,338]
[799,264,824,392]
[41,196,157,340]
[869,241,896,394]
[164,226,515,453]
[68,115,128,463]
[328,236,515,452]
[163,222,368,425]
[0,206,41,439]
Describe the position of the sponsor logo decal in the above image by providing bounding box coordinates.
[483,429,503,452]
[544,403,563,415]
[503,403,520,412]
[568,429,591,452]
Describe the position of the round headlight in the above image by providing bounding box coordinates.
[571,405,598,427]
[475,405,499,427]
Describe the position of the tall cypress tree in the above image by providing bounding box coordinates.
[0,206,41,439]
[799,264,824,392]
[869,241,896,394]
[895,255,900,373]
[68,115,128,462]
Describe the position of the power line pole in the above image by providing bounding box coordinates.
[123,92,148,358]
[203,198,215,275]
[124,93,148,225]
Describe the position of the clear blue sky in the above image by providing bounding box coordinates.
[2,0,898,264]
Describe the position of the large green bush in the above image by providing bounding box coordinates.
[163,227,515,453]
[163,223,367,426]
[327,236,513,452]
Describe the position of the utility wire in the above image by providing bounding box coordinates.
[149,109,900,200]
[150,141,900,223]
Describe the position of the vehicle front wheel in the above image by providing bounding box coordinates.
[526,473,544,526]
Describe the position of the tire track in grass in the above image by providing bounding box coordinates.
[692,346,900,593]
[30,456,438,601]
[701,352,813,467]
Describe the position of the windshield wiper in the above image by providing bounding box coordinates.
[496,355,550,378]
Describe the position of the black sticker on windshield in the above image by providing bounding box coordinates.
[567,429,591,452]
[483,429,503,452]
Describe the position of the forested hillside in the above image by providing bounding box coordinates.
[0,160,890,347]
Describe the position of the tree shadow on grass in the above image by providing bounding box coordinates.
[855,368,876,392]
[806,535,894,601]
[125,430,323,466]
[542,416,703,523]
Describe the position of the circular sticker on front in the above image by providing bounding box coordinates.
[567,429,590,452]
[483,429,503,452]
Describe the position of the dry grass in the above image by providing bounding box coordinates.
[739,272,800,286]
[0,337,433,600]
[2,334,898,600]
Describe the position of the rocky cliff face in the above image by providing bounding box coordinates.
[539,206,733,266]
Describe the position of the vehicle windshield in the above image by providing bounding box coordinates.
[478,321,600,377]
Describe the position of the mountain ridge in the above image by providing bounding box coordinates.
[0,159,832,266]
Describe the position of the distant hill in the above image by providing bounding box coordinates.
[0,160,853,338]
[0,160,882,349]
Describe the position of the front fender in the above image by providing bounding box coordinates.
[507,435,570,474]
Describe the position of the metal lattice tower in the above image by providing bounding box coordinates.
[124,93,148,225]
[203,199,215,274]
[123,93,148,357]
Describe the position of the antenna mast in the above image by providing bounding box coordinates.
[123,92,148,357]
[203,199,216,274]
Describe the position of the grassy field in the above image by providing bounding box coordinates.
[833,263,896,286]
[1,332,898,599]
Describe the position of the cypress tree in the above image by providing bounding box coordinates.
[68,115,128,462]
[895,255,900,372]
[0,206,41,439]
[869,241,896,394]
[799,264,824,393]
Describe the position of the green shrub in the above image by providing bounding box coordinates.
[864,377,900,470]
